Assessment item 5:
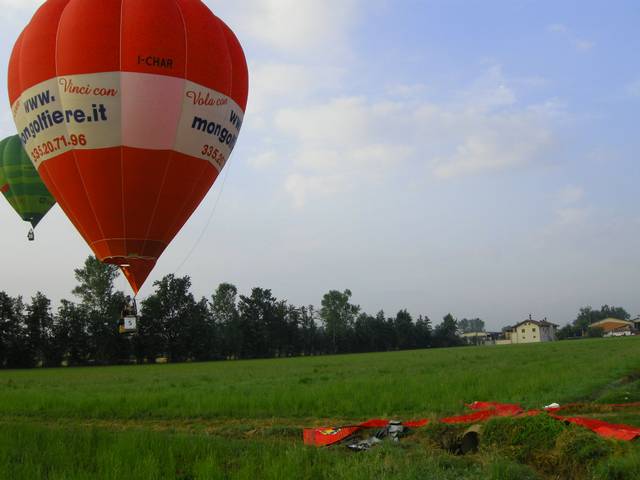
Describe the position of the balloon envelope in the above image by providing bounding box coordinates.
[9,0,249,293]
[0,135,56,228]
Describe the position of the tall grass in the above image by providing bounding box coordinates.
[1,338,640,479]
[0,422,539,480]
[0,337,639,422]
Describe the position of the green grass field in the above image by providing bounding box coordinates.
[1,337,640,479]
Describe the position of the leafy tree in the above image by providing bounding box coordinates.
[433,313,462,348]
[211,283,240,359]
[55,300,90,366]
[414,315,432,348]
[236,288,286,358]
[394,309,415,350]
[24,292,55,367]
[72,256,127,364]
[139,275,200,362]
[320,289,359,353]
[185,297,216,361]
[72,257,120,314]
[458,318,485,333]
[299,305,318,355]
[0,292,25,367]
[587,326,605,338]
[0,295,31,368]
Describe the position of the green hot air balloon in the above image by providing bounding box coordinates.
[0,135,55,239]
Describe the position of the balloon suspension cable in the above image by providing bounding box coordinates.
[174,160,233,274]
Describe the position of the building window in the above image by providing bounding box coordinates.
[522,329,525,333]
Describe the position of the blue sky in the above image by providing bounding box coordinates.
[0,0,638,330]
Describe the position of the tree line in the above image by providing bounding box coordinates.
[1,257,634,369]
[0,257,465,369]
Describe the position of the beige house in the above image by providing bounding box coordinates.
[510,316,558,344]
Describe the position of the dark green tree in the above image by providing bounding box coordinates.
[394,309,415,350]
[0,295,31,368]
[237,288,278,358]
[433,313,462,348]
[320,289,359,353]
[139,274,200,362]
[72,256,127,364]
[299,305,318,355]
[211,283,240,359]
[458,318,485,333]
[55,300,90,366]
[24,292,55,367]
[414,315,432,348]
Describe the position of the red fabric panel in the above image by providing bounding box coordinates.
[56,0,120,76]
[39,153,103,246]
[303,418,430,447]
[551,415,640,441]
[8,32,24,106]
[466,402,522,414]
[442,403,522,424]
[303,427,361,447]
[10,0,69,101]
[54,1,123,261]
[176,0,232,95]
[441,410,504,424]
[405,419,430,428]
[219,19,250,110]
[121,0,186,78]
[119,1,187,269]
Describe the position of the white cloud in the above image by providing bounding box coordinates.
[0,0,42,9]
[433,112,554,178]
[547,185,589,229]
[557,185,584,205]
[248,62,344,114]
[547,23,594,52]
[248,151,278,169]
[386,83,428,98]
[458,65,517,110]
[555,207,589,226]
[269,66,564,206]
[285,173,348,209]
[275,97,412,173]
[211,0,360,56]
[270,74,563,206]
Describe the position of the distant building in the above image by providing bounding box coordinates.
[510,315,558,344]
[461,331,491,345]
[590,318,636,337]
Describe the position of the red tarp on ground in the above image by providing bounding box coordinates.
[550,415,640,441]
[441,402,522,424]
[303,402,640,446]
[303,419,429,447]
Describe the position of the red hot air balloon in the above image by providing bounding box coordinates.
[8,0,248,293]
